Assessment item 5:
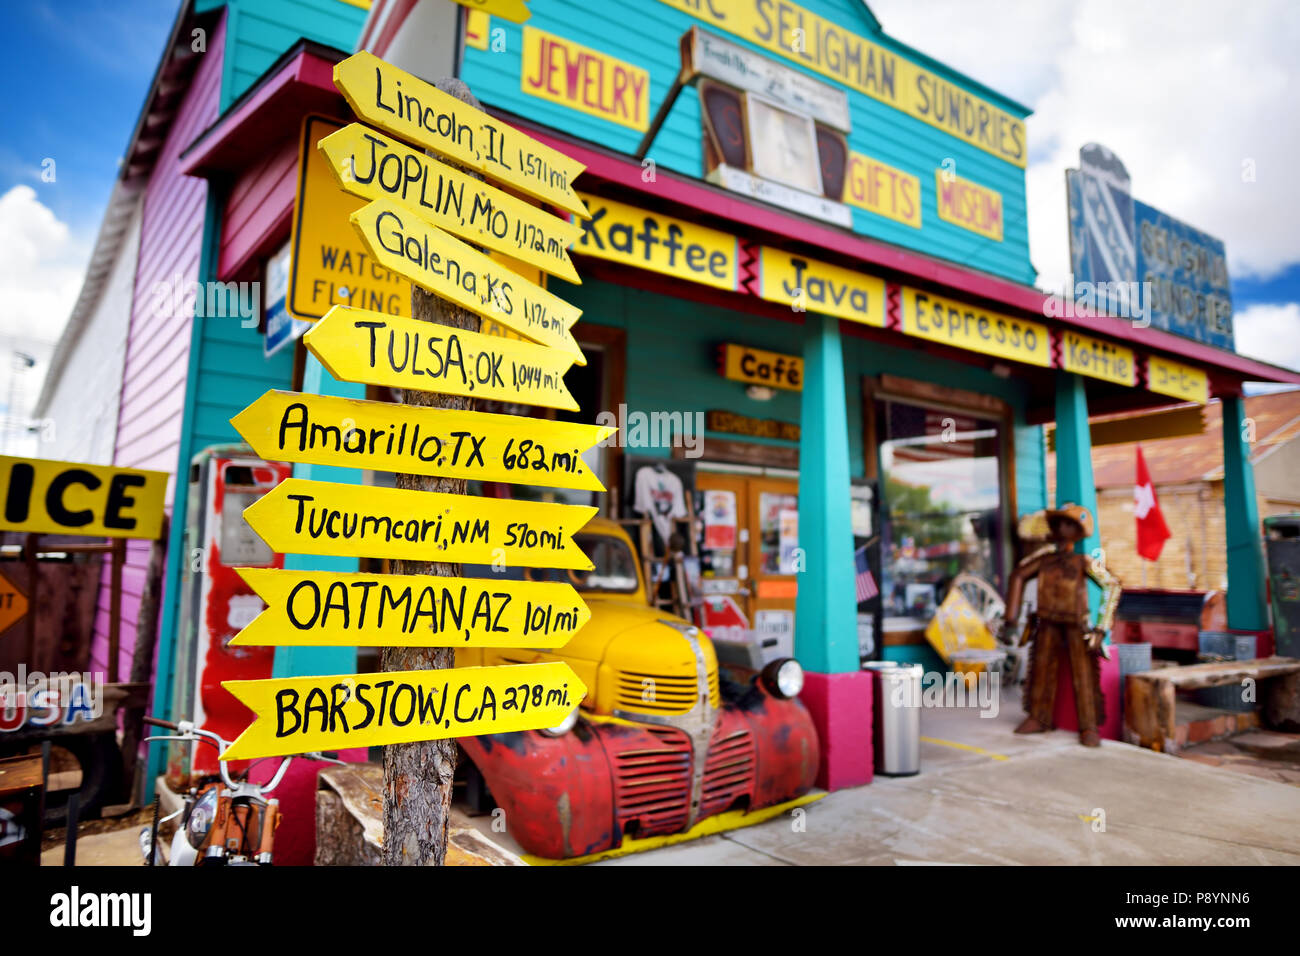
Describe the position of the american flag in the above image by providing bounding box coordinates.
[854,546,879,603]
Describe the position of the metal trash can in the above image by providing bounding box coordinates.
[863,661,922,776]
[1265,515,1300,658]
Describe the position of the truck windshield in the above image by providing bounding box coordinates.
[524,534,640,593]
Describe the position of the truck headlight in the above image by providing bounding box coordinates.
[539,707,578,737]
[762,659,804,699]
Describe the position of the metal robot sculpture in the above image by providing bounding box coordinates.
[1002,504,1120,747]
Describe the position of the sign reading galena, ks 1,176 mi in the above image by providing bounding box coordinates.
[0,455,168,539]
[333,51,588,218]
[304,306,580,411]
[232,390,613,491]
[350,198,584,363]
[243,477,597,568]
[220,662,584,760]
[231,568,589,648]
[318,123,583,284]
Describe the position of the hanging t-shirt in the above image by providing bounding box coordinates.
[633,466,687,548]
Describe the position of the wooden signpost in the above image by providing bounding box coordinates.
[221,50,600,865]
[303,305,581,409]
[231,569,590,648]
[348,198,585,362]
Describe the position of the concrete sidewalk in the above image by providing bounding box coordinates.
[592,692,1300,866]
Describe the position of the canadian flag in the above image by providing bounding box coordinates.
[1134,445,1172,561]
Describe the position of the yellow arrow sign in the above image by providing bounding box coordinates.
[230,568,589,648]
[334,51,587,217]
[244,478,597,568]
[0,455,168,539]
[319,123,582,284]
[351,199,584,363]
[304,306,580,411]
[220,662,583,760]
[0,569,28,634]
[450,0,531,24]
[232,390,612,491]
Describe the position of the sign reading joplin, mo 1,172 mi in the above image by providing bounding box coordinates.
[231,568,589,648]
[350,198,585,363]
[0,455,168,539]
[220,662,584,760]
[232,390,612,491]
[333,51,588,218]
[243,478,597,568]
[304,305,580,411]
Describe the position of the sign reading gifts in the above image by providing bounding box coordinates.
[900,287,1051,367]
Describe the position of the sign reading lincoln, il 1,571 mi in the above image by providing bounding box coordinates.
[333,51,588,218]
[351,198,584,363]
[304,305,580,411]
[0,455,168,539]
[220,662,583,760]
[232,390,613,491]
[318,123,583,284]
[244,478,597,568]
[231,568,589,648]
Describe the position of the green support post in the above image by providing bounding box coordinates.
[1221,394,1269,631]
[1054,373,1101,616]
[272,354,365,680]
[793,314,858,674]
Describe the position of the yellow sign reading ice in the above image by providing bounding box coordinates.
[900,287,1050,368]
[243,478,597,568]
[231,568,589,649]
[758,247,884,327]
[334,51,588,217]
[304,306,579,411]
[318,123,583,283]
[0,455,168,539]
[232,390,612,491]
[1147,355,1209,404]
[1059,330,1136,387]
[220,662,584,760]
[351,199,584,363]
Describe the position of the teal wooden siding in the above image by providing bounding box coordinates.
[197,0,369,109]
[460,0,1034,284]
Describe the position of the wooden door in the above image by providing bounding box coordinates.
[746,478,798,659]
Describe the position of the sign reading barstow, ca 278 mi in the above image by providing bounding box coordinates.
[304,306,580,411]
[220,662,583,760]
[232,390,612,491]
[317,123,583,283]
[0,455,168,539]
[333,51,589,218]
[231,568,589,649]
[350,198,585,363]
[243,478,597,569]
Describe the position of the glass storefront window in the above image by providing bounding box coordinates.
[879,400,1004,629]
[758,490,798,574]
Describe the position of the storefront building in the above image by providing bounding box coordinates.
[38,0,1300,857]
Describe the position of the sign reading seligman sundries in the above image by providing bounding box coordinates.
[220,49,605,761]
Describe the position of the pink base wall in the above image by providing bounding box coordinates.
[800,671,874,790]
[248,747,368,865]
[1052,651,1122,741]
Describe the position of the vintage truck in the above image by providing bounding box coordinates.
[455,517,819,860]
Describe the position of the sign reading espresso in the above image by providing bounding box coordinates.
[718,344,803,391]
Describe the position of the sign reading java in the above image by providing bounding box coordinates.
[758,247,885,326]
[658,0,1028,168]
[935,171,1003,242]
[243,478,598,568]
[319,124,583,283]
[334,51,589,217]
[220,663,585,760]
[304,306,580,411]
[574,193,738,291]
[522,27,650,132]
[0,456,167,539]
[232,390,613,491]
[232,568,589,649]
[1059,331,1136,387]
[351,199,584,363]
[901,288,1051,367]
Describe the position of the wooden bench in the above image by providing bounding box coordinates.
[1124,657,1300,753]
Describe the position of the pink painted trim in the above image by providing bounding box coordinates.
[518,121,1300,387]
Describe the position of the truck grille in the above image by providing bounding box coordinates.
[612,726,692,836]
[699,719,756,818]
[614,666,720,716]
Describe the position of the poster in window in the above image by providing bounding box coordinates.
[703,489,737,549]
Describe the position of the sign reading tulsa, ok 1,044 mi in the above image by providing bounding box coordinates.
[219,49,602,763]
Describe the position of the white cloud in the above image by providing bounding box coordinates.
[0,184,90,443]
[1234,302,1300,373]
[871,0,1300,287]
